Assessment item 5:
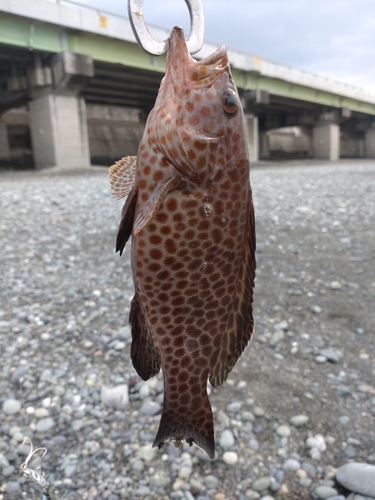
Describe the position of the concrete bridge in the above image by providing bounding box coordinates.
[1,0,375,168]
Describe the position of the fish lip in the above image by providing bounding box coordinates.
[198,45,228,68]
[168,26,191,60]
[168,26,228,71]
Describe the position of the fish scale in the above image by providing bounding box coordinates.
[109,26,256,458]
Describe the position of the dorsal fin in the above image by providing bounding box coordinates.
[108,156,137,200]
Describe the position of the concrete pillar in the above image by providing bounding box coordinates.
[245,114,258,163]
[365,129,375,158]
[312,123,340,161]
[0,119,10,160]
[29,93,90,168]
[259,132,270,159]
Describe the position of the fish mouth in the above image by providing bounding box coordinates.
[167,27,229,88]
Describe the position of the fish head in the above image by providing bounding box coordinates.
[152,27,248,182]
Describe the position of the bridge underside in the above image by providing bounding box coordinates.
[1,45,375,167]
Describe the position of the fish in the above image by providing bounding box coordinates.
[108,26,256,459]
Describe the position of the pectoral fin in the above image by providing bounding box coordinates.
[133,175,180,234]
[116,185,138,255]
[109,156,137,200]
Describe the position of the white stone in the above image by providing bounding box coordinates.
[330,281,342,290]
[306,434,327,452]
[290,415,309,427]
[136,445,156,461]
[222,451,238,465]
[100,385,129,408]
[315,355,327,363]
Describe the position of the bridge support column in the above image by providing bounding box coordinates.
[29,92,90,168]
[245,114,259,163]
[259,132,270,159]
[365,129,375,158]
[312,123,340,161]
[0,119,10,160]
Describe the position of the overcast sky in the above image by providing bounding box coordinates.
[68,0,375,94]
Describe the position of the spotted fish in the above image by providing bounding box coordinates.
[109,27,256,459]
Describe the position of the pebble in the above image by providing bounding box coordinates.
[151,473,171,488]
[226,401,242,412]
[36,417,55,432]
[3,481,21,494]
[330,281,342,290]
[276,425,291,437]
[11,366,28,384]
[246,490,261,500]
[252,477,272,492]
[315,486,338,499]
[222,451,238,465]
[140,400,162,416]
[219,429,235,449]
[300,478,313,488]
[282,458,300,472]
[137,444,156,461]
[205,475,219,488]
[302,462,316,477]
[278,484,289,496]
[254,407,265,417]
[2,465,15,476]
[311,305,322,314]
[315,355,327,364]
[290,414,309,427]
[319,348,341,363]
[100,385,129,408]
[270,329,284,347]
[306,434,327,460]
[1,164,375,500]
[336,463,375,497]
[2,399,22,415]
[34,407,50,418]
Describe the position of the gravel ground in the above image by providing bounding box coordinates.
[0,159,374,500]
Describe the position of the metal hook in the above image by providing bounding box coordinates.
[128,0,204,55]
[20,437,48,470]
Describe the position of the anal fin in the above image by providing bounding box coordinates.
[129,293,161,380]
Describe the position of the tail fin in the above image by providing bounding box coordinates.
[153,393,215,459]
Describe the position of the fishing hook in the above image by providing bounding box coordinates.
[128,0,204,55]
[20,437,50,491]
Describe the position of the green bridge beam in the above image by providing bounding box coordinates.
[1,14,375,116]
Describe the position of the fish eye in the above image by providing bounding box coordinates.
[222,89,238,114]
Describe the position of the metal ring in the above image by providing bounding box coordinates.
[128,0,204,56]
